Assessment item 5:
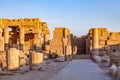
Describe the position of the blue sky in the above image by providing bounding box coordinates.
[0,0,120,37]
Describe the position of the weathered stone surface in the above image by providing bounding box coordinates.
[54,56,65,62]
[92,28,99,56]
[4,27,9,44]
[45,45,50,51]
[1,18,50,52]
[99,50,110,56]
[107,40,119,46]
[104,46,111,52]
[101,55,110,62]
[19,51,26,66]
[29,52,43,70]
[0,18,50,71]
[86,28,120,59]
[0,37,4,51]
[117,67,120,79]
[71,36,86,54]
[65,45,72,55]
[93,55,102,63]
[109,65,117,77]
[72,46,77,55]
[118,45,120,50]
[50,28,71,57]
[99,40,106,45]
[0,51,7,70]
[8,48,20,71]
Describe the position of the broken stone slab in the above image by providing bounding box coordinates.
[93,55,102,63]
[109,65,118,77]
[101,55,110,62]
[54,56,65,62]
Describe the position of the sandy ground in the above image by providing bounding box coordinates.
[0,59,70,80]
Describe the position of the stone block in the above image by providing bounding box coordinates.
[99,40,106,45]
[98,45,105,51]
[111,46,118,51]
[99,50,107,56]
[99,36,107,40]
[118,45,120,50]
[104,46,111,52]
[107,40,119,46]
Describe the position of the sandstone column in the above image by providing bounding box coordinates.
[34,33,41,51]
[29,52,43,70]
[4,26,9,50]
[34,33,39,45]
[19,27,24,50]
[8,48,20,71]
[0,27,4,51]
[92,28,99,55]
[4,26,9,69]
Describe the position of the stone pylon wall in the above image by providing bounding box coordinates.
[49,27,72,57]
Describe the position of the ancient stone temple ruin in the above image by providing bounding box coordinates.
[0,17,120,80]
[0,18,50,70]
[86,28,120,65]
[49,28,72,60]
[0,18,74,71]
